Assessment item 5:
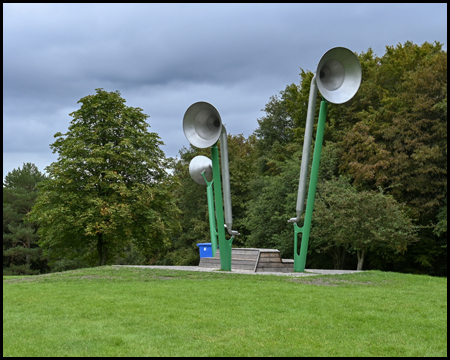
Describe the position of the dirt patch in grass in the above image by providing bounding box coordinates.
[289,278,373,286]
[3,275,123,284]
[77,275,123,280]
[3,277,40,284]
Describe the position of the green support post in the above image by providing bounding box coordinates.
[201,173,218,257]
[210,143,233,270]
[294,99,328,272]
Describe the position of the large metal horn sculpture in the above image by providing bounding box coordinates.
[184,101,239,270]
[288,47,362,272]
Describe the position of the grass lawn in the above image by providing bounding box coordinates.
[3,267,447,357]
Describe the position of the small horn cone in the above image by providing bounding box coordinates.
[189,155,213,185]
[183,101,222,149]
[316,47,362,104]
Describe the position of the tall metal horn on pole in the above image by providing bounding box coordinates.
[183,101,239,271]
[288,47,362,272]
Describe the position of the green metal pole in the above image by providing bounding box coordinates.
[294,99,328,272]
[210,143,232,270]
[202,173,218,257]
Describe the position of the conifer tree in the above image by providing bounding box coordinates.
[3,163,47,275]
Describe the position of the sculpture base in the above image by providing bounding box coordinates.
[199,248,295,273]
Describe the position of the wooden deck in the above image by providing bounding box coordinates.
[198,248,294,272]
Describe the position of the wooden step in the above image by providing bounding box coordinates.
[199,258,256,271]
[215,248,259,260]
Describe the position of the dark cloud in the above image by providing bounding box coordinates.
[3,3,447,179]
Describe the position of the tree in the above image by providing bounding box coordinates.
[254,93,294,156]
[27,88,181,267]
[162,133,258,265]
[253,88,300,176]
[163,144,212,265]
[338,41,447,275]
[311,177,419,270]
[244,146,303,257]
[340,42,447,222]
[3,163,47,275]
[223,133,259,247]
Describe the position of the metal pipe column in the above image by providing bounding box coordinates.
[294,99,328,272]
[210,143,233,270]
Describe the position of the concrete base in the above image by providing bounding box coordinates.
[115,265,362,276]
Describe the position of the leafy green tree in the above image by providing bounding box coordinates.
[3,163,47,275]
[163,133,258,265]
[253,88,302,176]
[311,177,419,270]
[244,147,302,257]
[341,42,447,222]
[243,139,341,258]
[338,41,447,275]
[27,89,180,267]
[224,134,258,246]
[254,93,294,156]
[433,195,447,238]
[163,144,212,265]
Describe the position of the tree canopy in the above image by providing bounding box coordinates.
[27,88,180,267]
[311,176,419,271]
[3,163,47,275]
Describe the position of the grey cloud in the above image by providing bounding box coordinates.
[3,3,447,179]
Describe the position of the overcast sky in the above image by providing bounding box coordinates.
[3,3,447,180]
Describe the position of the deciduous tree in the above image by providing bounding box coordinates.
[341,42,447,223]
[164,134,258,264]
[311,177,419,270]
[27,89,180,267]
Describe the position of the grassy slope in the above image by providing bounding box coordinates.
[3,267,447,357]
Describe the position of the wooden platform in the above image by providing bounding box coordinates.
[198,248,294,273]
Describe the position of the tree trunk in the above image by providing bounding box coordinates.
[102,245,108,266]
[97,233,105,266]
[356,249,365,271]
[340,248,346,270]
[333,247,348,270]
[26,238,31,270]
[333,248,340,270]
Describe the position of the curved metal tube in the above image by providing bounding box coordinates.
[288,75,318,223]
[219,126,240,236]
